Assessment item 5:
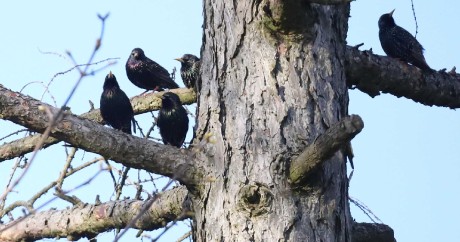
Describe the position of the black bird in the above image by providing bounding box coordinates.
[100,71,135,134]
[157,92,189,148]
[126,48,179,93]
[378,9,432,71]
[175,54,200,91]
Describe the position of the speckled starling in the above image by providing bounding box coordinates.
[100,71,135,134]
[175,54,200,91]
[126,48,179,93]
[157,92,189,148]
[378,9,432,71]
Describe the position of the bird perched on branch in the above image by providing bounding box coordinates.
[100,71,135,134]
[175,54,200,91]
[126,48,179,93]
[378,9,433,71]
[157,92,189,148]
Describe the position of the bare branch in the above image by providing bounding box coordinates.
[0,129,29,142]
[0,88,196,162]
[289,115,364,185]
[176,231,192,242]
[1,157,102,219]
[0,14,115,207]
[0,186,191,241]
[54,188,83,206]
[0,86,200,186]
[56,147,78,189]
[345,46,460,108]
[0,157,24,210]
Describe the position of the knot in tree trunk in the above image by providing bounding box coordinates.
[237,183,273,217]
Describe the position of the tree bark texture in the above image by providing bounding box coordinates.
[194,1,352,241]
[352,223,396,242]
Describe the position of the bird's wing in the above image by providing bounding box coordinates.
[144,58,179,88]
[112,90,134,120]
[177,107,189,147]
[391,26,427,63]
[144,58,173,80]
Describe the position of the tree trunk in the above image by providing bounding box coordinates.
[193,1,351,241]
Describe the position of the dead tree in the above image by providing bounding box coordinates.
[1,1,459,241]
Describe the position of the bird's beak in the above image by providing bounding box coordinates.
[174,58,184,63]
[108,71,113,78]
[389,9,395,17]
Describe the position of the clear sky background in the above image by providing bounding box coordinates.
[0,1,458,241]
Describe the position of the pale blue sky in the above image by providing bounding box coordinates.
[348,2,460,242]
[0,1,458,241]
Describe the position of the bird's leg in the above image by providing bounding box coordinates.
[138,89,150,96]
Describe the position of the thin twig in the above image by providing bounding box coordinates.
[0,14,111,204]
[176,230,192,242]
[113,179,175,242]
[349,196,382,223]
[0,157,103,218]
[20,81,58,107]
[0,157,24,210]
[56,147,78,189]
[103,159,118,191]
[0,129,29,141]
[411,0,419,38]
[54,187,83,206]
[0,168,105,232]
[152,220,179,242]
[111,165,146,200]
[115,167,130,200]
[40,57,118,103]
[134,119,146,138]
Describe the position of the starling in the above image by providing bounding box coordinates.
[126,48,179,93]
[100,71,135,134]
[157,92,189,148]
[378,9,433,71]
[175,54,200,91]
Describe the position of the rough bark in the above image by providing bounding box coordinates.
[345,46,460,108]
[0,85,200,187]
[193,1,352,241]
[3,1,452,241]
[0,186,191,241]
[352,222,396,242]
[0,87,196,162]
